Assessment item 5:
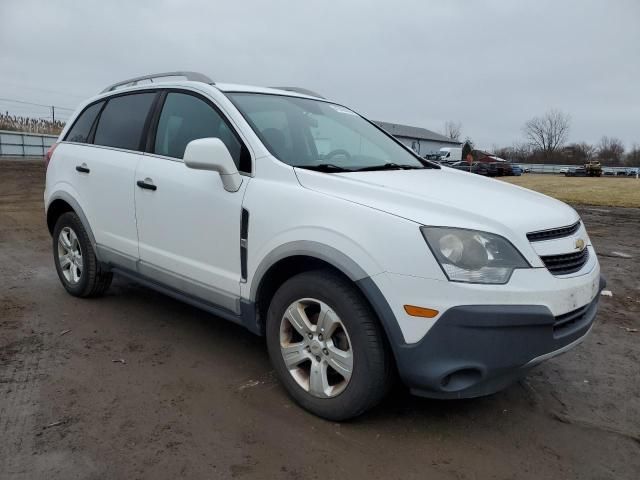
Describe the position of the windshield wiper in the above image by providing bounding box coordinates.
[293,164,354,173]
[355,163,424,172]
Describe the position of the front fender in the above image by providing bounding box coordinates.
[247,239,378,301]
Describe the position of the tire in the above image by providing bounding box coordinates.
[53,212,112,297]
[266,269,392,421]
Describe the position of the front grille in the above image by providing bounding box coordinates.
[553,303,590,336]
[527,221,581,242]
[540,248,589,275]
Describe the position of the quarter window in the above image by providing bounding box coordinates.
[94,93,155,151]
[65,101,104,144]
[153,92,250,172]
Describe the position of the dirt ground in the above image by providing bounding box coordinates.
[1,160,639,480]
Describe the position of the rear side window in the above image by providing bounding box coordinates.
[65,101,104,143]
[94,93,155,151]
[153,92,250,172]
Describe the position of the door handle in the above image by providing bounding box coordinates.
[137,179,157,191]
[75,164,90,173]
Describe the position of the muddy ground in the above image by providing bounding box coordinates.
[1,160,639,479]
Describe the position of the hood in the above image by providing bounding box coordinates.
[294,167,579,238]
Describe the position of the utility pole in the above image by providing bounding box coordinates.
[51,105,55,122]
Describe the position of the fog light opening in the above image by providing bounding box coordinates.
[440,368,483,392]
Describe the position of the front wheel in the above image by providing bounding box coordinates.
[266,270,392,420]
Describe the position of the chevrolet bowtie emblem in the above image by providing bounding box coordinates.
[575,238,585,250]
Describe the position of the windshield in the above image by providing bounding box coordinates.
[227,93,428,171]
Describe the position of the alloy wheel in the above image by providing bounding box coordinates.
[279,298,353,398]
[57,226,83,284]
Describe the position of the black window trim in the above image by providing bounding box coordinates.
[64,89,162,154]
[92,89,159,153]
[87,100,107,144]
[62,99,105,144]
[144,88,253,175]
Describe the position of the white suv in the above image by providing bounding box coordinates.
[45,72,604,420]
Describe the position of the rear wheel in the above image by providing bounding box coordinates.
[266,270,392,420]
[53,212,112,297]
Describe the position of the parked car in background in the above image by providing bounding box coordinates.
[470,150,515,176]
[450,162,498,177]
[626,168,639,177]
[497,163,513,176]
[438,147,462,162]
[566,167,587,177]
[511,164,523,176]
[450,161,473,172]
[602,168,616,176]
[474,162,496,176]
[559,167,569,174]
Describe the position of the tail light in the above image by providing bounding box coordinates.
[45,143,59,169]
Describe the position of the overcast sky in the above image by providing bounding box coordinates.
[1,0,638,149]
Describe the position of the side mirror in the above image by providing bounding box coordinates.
[184,138,242,192]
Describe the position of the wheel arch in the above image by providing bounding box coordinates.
[248,243,405,354]
[249,241,370,303]
[46,192,98,255]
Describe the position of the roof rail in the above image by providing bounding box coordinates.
[101,71,214,94]
[271,86,325,99]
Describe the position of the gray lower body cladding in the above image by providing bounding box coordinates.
[357,276,605,399]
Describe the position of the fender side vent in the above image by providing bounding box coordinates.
[240,208,249,281]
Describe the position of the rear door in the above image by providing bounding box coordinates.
[134,90,251,312]
[83,92,157,263]
[62,92,157,264]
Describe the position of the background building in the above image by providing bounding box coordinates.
[374,120,461,156]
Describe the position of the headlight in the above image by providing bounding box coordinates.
[421,227,529,284]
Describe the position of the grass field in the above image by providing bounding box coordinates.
[500,174,640,208]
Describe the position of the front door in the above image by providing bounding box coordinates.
[134,90,250,313]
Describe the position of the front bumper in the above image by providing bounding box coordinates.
[389,276,605,399]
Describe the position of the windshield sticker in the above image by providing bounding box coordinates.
[329,105,357,115]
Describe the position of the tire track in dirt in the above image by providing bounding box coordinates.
[0,295,44,478]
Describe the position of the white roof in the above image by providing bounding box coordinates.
[214,83,320,99]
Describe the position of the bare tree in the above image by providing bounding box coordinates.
[564,142,597,165]
[597,136,625,165]
[443,121,462,141]
[512,142,532,163]
[494,146,513,160]
[625,143,640,167]
[493,142,532,163]
[523,109,570,161]
[461,138,474,161]
[577,142,597,162]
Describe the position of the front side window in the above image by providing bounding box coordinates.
[94,93,155,151]
[65,101,104,144]
[227,93,428,171]
[153,92,249,172]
